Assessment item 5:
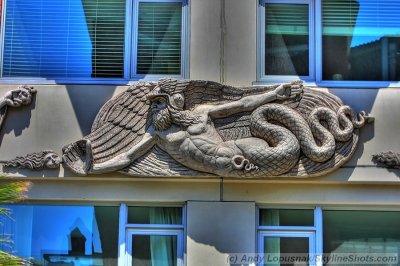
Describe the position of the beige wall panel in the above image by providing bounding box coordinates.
[224,0,257,86]
[0,85,127,161]
[189,0,221,81]
[223,182,400,206]
[23,179,221,202]
[187,201,255,266]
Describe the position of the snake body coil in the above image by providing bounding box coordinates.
[230,103,368,177]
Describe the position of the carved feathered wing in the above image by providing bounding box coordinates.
[62,82,156,174]
[0,105,7,130]
[89,82,156,163]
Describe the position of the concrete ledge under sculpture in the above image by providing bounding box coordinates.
[62,79,373,178]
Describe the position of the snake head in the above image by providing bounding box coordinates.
[359,111,375,124]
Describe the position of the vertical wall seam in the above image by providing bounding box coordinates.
[220,0,226,84]
[220,177,224,201]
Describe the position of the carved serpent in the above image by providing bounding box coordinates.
[230,103,369,177]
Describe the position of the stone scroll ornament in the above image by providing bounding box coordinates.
[4,151,62,170]
[372,151,400,169]
[62,79,374,178]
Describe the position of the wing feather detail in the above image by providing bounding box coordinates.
[89,83,154,163]
[63,82,156,173]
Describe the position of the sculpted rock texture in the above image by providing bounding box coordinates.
[372,151,400,169]
[4,151,62,170]
[62,79,373,178]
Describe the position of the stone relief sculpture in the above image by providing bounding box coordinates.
[372,151,400,169]
[4,151,62,170]
[62,78,373,178]
[0,86,36,129]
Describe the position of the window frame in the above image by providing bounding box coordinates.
[256,206,323,266]
[131,0,190,81]
[257,206,400,266]
[257,0,400,88]
[0,0,190,85]
[258,231,317,266]
[126,229,184,266]
[118,203,186,266]
[257,0,315,84]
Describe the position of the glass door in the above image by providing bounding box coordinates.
[126,229,184,266]
[258,231,316,266]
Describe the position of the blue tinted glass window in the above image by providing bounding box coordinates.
[322,0,400,81]
[0,205,119,265]
[2,0,126,79]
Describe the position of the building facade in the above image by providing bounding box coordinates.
[0,0,399,265]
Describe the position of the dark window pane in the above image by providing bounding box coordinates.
[260,209,314,226]
[265,4,309,76]
[264,237,309,266]
[132,235,177,266]
[128,207,182,224]
[3,0,126,79]
[323,210,400,259]
[322,0,400,81]
[137,2,182,75]
[0,205,119,265]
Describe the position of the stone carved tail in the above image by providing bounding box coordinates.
[233,104,368,177]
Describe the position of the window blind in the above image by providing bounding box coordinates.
[322,0,399,81]
[265,4,309,35]
[2,0,126,79]
[137,2,182,75]
[265,3,310,76]
[322,0,400,36]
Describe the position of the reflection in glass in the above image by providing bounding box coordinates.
[264,237,309,266]
[3,0,126,78]
[128,207,182,225]
[137,2,182,75]
[0,205,119,266]
[132,235,177,266]
[265,4,309,76]
[260,209,314,226]
[322,0,400,81]
[323,210,400,264]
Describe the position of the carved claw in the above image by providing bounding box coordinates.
[359,111,374,124]
[61,139,92,175]
[84,139,94,173]
[275,80,303,101]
